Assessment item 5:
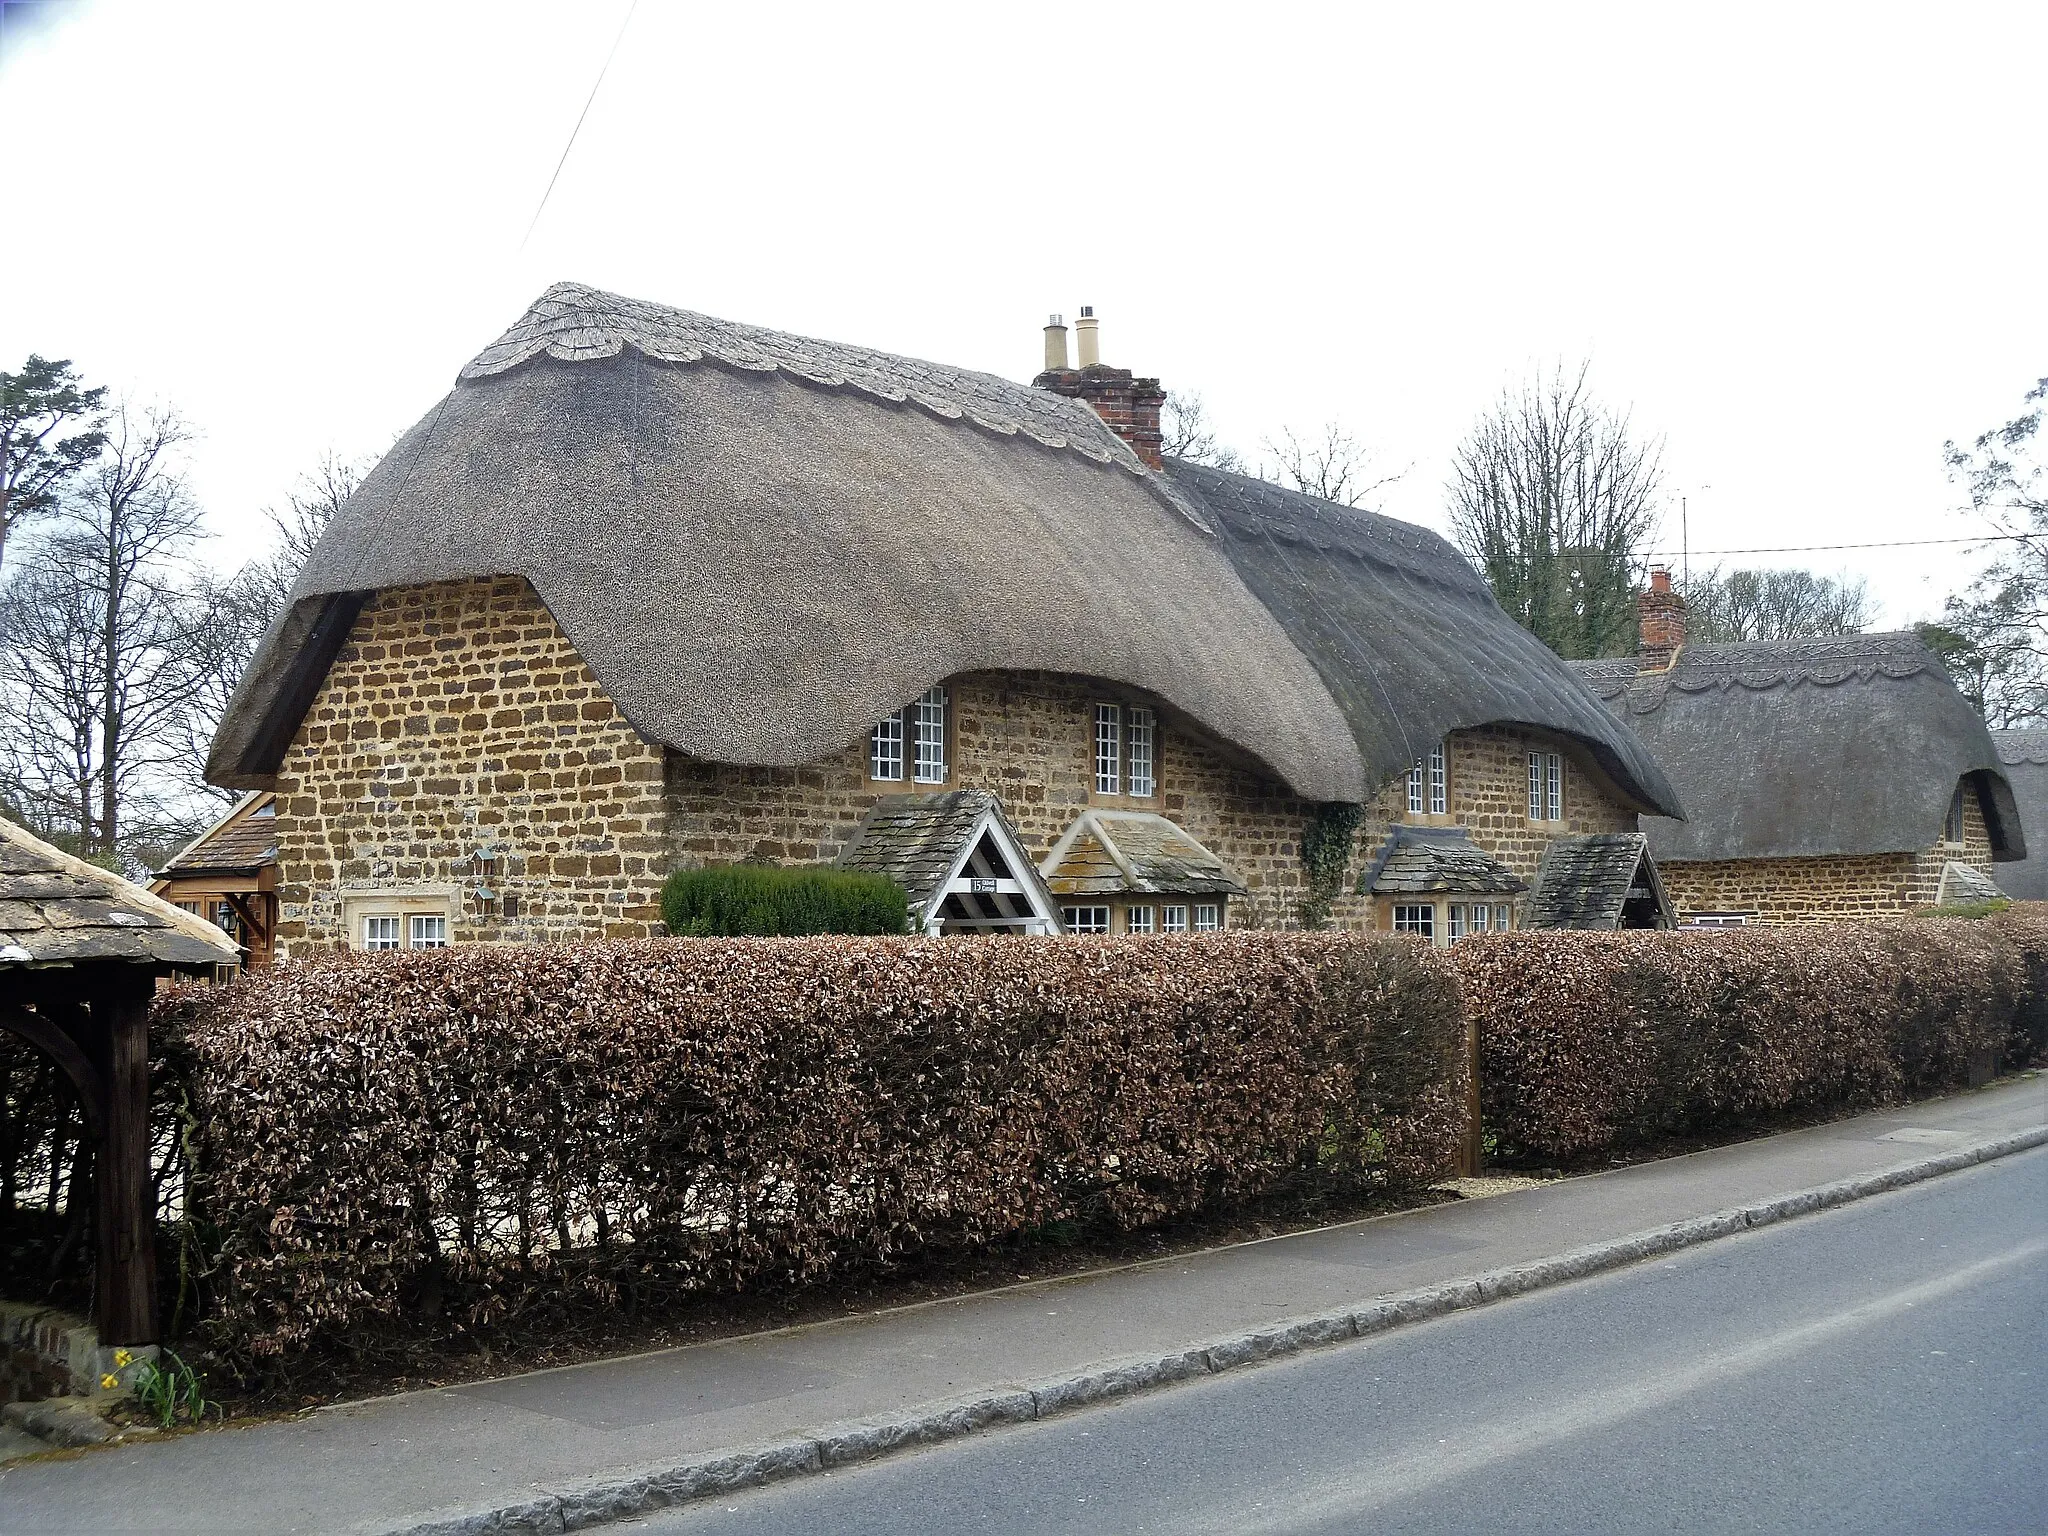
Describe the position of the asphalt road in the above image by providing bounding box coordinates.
[645,1146,2048,1536]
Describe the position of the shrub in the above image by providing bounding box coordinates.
[155,932,1463,1377]
[1453,917,2030,1163]
[660,863,909,936]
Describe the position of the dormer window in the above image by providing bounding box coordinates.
[1093,703,1157,799]
[1944,783,1968,845]
[871,686,949,784]
[1407,742,1447,816]
[1527,751,1563,822]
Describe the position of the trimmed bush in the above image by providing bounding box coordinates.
[1453,916,2035,1163]
[156,932,1463,1375]
[660,863,909,936]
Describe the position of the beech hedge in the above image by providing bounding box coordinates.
[154,933,1464,1372]
[1454,908,2048,1163]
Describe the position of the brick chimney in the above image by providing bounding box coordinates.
[1637,565,1686,672]
[1033,305,1165,470]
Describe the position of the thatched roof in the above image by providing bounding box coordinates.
[0,819,240,970]
[209,282,1677,813]
[1576,634,2023,863]
[1991,729,2048,898]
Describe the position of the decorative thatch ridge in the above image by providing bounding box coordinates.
[1575,633,2023,863]
[208,284,1681,817]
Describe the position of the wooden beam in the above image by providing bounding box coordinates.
[0,1002,106,1139]
[87,973,159,1346]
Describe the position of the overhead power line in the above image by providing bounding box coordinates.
[1640,532,2029,559]
[520,0,639,250]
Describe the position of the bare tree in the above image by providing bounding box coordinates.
[0,404,223,863]
[0,356,106,579]
[1263,422,1399,509]
[238,450,364,624]
[1161,390,1244,471]
[1932,377,2048,725]
[1448,362,1665,659]
[1679,567,1873,643]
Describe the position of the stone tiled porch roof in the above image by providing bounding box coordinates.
[1040,810,1245,897]
[1358,826,1527,897]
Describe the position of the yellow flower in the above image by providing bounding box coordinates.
[100,1374,117,1390]
[113,1349,133,1367]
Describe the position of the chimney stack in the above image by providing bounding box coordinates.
[1637,565,1686,672]
[1043,314,1069,373]
[1032,305,1166,471]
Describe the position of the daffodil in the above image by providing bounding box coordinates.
[100,1373,117,1390]
[113,1349,133,1367]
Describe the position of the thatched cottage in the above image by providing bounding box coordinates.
[149,791,279,966]
[1989,729,2048,901]
[208,284,1682,954]
[1576,573,2024,924]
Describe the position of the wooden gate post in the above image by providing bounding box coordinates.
[91,972,159,1346]
[1458,1015,1483,1178]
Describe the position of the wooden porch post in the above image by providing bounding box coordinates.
[91,971,159,1345]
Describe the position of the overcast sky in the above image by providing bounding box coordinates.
[4,1,2043,627]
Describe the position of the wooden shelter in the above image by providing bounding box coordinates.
[150,791,278,967]
[0,819,238,1345]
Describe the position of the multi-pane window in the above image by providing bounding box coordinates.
[871,687,947,784]
[1447,903,1498,942]
[1447,903,1467,941]
[913,686,947,784]
[1193,903,1221,932]
[1528,751,1563,822]
[1495,903,1513,932]
[870,712,905,781]
[1392,904,1435,939]
[1126,708,1156,798]
[362,915,402,951]
[1162,904,1190,933]
[410,914,449,949]
[1944,784,1967,844]
[1062,905,1110,935]
[1407,742,1447,815]
[1125,905,1156,934]
[1095,704,1122,794]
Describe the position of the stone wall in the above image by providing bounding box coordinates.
[273,578,1650,947]
[273,579,668,955]
[1659,789,1996,924]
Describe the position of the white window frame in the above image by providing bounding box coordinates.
[1162,903,1189,933]
[1407,758,1425,814]
[1095,704,1122,795]
[1429,743,1447,815]
[362,914,402,951]
[1529,751,1562,822]
[1944,784,1967,845]
[1392,903,1435,939]
[1469,903,1491,934]
[1527,752,1542,821]
[1495,903,1514,932]
[870,713,904,782]
[1125,904,1156,934]
[1447,903,1468,941]
[1193,902,1221,932]
[1062,905,1111,935]
[408,913,449,949]
[912,686,947,784]
[1126,707,1156,798]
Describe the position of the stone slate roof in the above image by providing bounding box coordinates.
[1523,832,1672,929]
[1936,860,2006,906]
[1358,826,1528,897]
[158,793,277,876]
[1991,729,2048,899]
[1041,810,1245,897]
[835,790,1056,921]
[207,282,1677,817]
[0,819,241,970]
[1575,634,2023,863]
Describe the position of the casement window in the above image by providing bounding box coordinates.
[1447,903,1503,942]
[362,915,403,951]
[1527,751,1563,822]
[1125,904,1156,934]
[1092,702,1157,798]
[1062,905,1111,935]
[409,913,449,949]
[1193,902,1221,932]
[1392,904,1435,939]
[1447,903,1468,941]
[1686,911,1751,929]
[1495,903,1514,932]
[1095,704,1122,794]
[1944,785,1967,844]
[870,686,947,784]
[1126,708,1156,798]
[1162,904,1189,933]
[174,899,202,917]
[1406,742,1447,816]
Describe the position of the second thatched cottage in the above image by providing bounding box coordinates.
[206,284,1683,954]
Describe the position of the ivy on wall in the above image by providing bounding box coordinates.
[1298,802,1365,930]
